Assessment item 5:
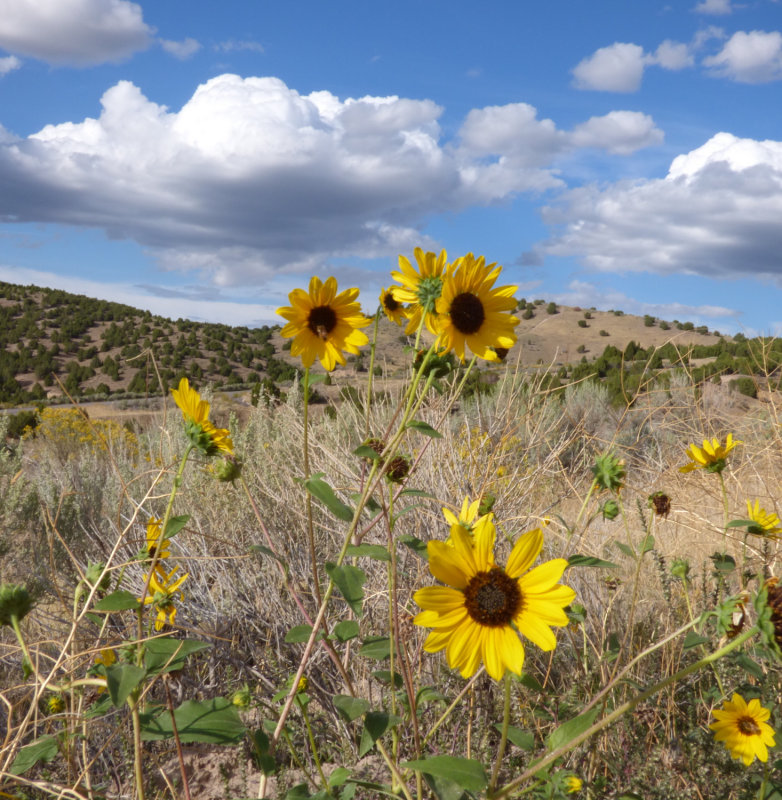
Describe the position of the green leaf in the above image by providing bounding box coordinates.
[399,488,436,499]
[614,541,635,559]
[344,779,399,799]
[640,534,655,554]
[329,767,352,787]
[352,445,383,460]
[682,631,710,651]
[325,563,366,617]
[359,711,402,757]
[9,735,59,775]
[140,697,246,744]
[285,624,322,644]
[249,728,277,774]
[332,694,370,723]
[372,670,404,689]
[416,686,447,705]
[546,707,599,751]
[349,493,381,514]
[567,554,619,569]
[359,636,391,660]
[518,673,546,693]
[333,620,360,642]
[346,544,391,562]
[736,653,765,680]
[249,545,289,577]
[93,590,140,612]
[144,638,211,675]
[500,725,535,751]
[727,518,754,529]
[163,514,190,539]
[106,663,146,708]
[399,534,428,560]
[403,756,488,793]
[304,474,354,522]
[406,419,442,438]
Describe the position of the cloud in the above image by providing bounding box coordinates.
[694,0,733,14]
[572,43,647,92]
[703,30,782,82]
[214,40,265,54]
[570,111,664,155]
[160,37,201,60]
[553,280,740,325]
[540,132,782,284]
[0,74,660,286]
[0,0,152,66]
[572,39,693,92]
[0,55,21,76]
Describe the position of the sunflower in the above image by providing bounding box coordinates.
[413,519,575,681]
[379,287,406,325]
[442,496,491,541]
[434,253,518,362]
[142,564,188,631]
[564,775,583,794]
[171,377,234,456]
[145,517,170,561]
[679,433,740,474]
[390,248,451,335]
[709,693,776,766]
[747,500,782,537]
[277,276,370,371]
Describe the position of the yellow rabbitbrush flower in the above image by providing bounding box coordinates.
[171,378,233,456]
[747,500,782,537]
[434,253,518,362]
[391,247,451,336]
[710,693,776,766]
[679,433,740,474]
[414,519,575,681]
[277,276,370,371]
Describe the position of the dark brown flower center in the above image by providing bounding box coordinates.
[308,305,338,340]
[464,567,522,627]
[737,715,761,736]
[383,292,400,312]
[450,292,485,335]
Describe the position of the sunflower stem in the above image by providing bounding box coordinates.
[364,308,381,439]
[489,673,512,793]
[297,694,332,796]
[758,760,770,799]
[490,626,758,800]
[301,366,323,606]
[718,471,730,543]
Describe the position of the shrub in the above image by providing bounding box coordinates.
[732,376,758,398]
[578,320,588,328]
[599,329,610,336]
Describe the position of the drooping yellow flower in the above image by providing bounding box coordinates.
[414,519,575,681]
[94,648,116,668]
[434,253,518,362]
[564,775,583,794]
[710,693,776,766]
[746,500,782,537]
[145,517,170,561]
[390,248,452,335]
[142,565,188,631]
[679,433,740,474]
[171,378,233,456]
[277,276,370,371]
[378,287,406,325]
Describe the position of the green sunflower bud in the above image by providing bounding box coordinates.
[85,562,111,593]
[600,499,620,521]
[385,455,412,484]
[592,452,625,493]
[231,684,252,708]
[185,419,219,456]
[213,454,242,482]
[0,583,33,627]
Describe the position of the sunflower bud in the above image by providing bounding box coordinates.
[213,454,242,483]
[385,455,412,483]
[85,562,111,593]
[231,684,252,709]
[296,675,308,693]
[0,583,33,627]
[478,493,496,516]
[47,695,66,714]
[591,452,625,493]
[649,492,671,518]
[600,499,620,521]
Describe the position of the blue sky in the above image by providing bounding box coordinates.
[1,0,782,334]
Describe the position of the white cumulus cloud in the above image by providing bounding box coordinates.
[160,37,201,60]
[703,30,782,83]
[572,43,647,92]
[0,0,152,66]
[694,0,733,14]
[570,111,664,155]
[540,132,782,283]
[0,55,21,76]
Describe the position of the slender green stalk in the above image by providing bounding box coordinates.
[758,761,770,799]
[491,627,758,799]
[489,674,512,793]
[297,695,332,796]
[718,471,730,540]
[9,614,38,683]
[301,366,323,606]
[364,308,381,438]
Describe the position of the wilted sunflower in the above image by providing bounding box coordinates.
[171,378,233,456]
[710,693,776,766]
[277,276,370,371]
[414,520,575,681]
[142,565,188,631]
[679,433,740,474]
[746,500,782,537]
[378,287,406,325]
[434,253,518,362]
[391,248,451,335]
